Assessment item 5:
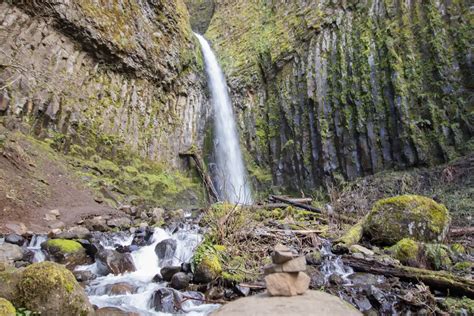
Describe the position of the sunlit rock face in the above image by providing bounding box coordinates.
[205,0,472,191]
[0,0,211,166]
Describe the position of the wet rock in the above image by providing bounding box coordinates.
[96,249,136,275]
[16,262,94,315]
[155,238,177,266]
[161,265,181,281]
[265,272,310,296]
[152,274,164,283]
[5,234,25,246]
[206,286,225,300]
[150,288,182,314]
[55,226,91,239]
[107,217,132,229]
[181,262,192,273]
[105,282,137,295]
[0,243,24,263]
[14,261,29,268]
[170,272,191,290]
[41,239,89,269]
[328,273,344,286]
[73,270,96,283]
[95,307,139,316]
[77,239,99,257]
[307,267,325,288]
[365,195,451,245]
[131,227,154,247]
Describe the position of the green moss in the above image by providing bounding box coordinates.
[365,195,451,245]
[389,238,420,265]
[96,159,120,176]
[424,243,452,270]
[452,261,473,272]
[440,297,474,315]
[334,220,364,250]
[0,298,15,316]
[45,239,84,254]
[451,243,465,255]
[19,262,77,298]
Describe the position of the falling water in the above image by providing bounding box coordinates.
[194,33,253,204]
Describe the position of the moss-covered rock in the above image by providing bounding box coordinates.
[0,297,16,316]
[42,239,89,269]
[17,261,93,315]
[365,195,451,245]
[389,238,421,266]
[0,267,21,303]
[192,242,223,283]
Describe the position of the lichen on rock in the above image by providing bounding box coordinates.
[364,195,451,245]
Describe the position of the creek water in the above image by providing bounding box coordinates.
[194,33,252,205]
[75,225,220,315]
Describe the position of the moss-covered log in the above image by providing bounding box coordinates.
[342,255,474,298]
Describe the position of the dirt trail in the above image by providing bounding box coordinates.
[0,133,121,233]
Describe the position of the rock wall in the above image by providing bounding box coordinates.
[205,0,473,192]
[0,0,210,166]
[185,0,215,34]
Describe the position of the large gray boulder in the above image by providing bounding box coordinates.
[211,291,361,316]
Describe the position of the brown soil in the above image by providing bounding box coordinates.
[0,132,122,233]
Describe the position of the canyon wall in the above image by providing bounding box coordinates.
[204,0,473,192]
[0,0,210,166]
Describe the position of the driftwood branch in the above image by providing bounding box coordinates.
[341,255,474,298]
[269,195,321,213]
[179,150,219,203]
[449,227,474,237]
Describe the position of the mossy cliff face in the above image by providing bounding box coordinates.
[0,0,210,168]
[205,0,473,191]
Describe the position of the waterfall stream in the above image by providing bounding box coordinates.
[194,33,253,204]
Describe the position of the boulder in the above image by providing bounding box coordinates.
[55,226,91,239]
[264,256,306,274]
[193,253,222,284]
[0,297,16,316]
[96,249,136,275]
[389,238,421,267]
[0,243,24,264]
[150,288,182,314]
[264,272,310,296]
[170,272,191,290]
[41,239,89,269]
[107,217,132,229]
[210,291,361,316]
[83,216,109,232]
[73,270,97,283]
[131,227,154,247]
[364,195,451,245]
[5,234,25,246]
[155,238,177,266]
[16,262,94,315]
[0,267,22,301]
[160,266,181,281]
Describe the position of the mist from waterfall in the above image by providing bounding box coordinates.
[194,33,252,204]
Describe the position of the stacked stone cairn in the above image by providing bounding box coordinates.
[264,244,310,296]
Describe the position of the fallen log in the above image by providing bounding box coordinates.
[449,227,474,237]
[269,195,321,213]
[341,255,474,298]
[179,150,219,203]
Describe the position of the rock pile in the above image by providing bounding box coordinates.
[264,244,310,296]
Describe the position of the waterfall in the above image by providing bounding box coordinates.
[194,33,253,204]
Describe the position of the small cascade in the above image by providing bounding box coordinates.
[79,226,217,315]
[27,235,47,263]
[194,33,253,204]
[320,241,353,284]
